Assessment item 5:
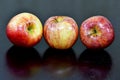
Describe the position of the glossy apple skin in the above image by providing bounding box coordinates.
[6,12,43,47]
[44,16,78,49]
[80,16,114,49]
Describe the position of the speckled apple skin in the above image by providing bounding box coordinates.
[80,16,114,49]
[44,16,78,49]
[6,13,43,47]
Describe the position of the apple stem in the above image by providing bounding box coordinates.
[93,29,97,33]
[54,18,58,23]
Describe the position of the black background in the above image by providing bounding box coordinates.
[0,0,120,80]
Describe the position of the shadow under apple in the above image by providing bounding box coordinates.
[42,48,77,77]
[78,49,112,80]
[6,46,41,77]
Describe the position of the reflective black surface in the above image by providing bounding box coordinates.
[43,48,77,78]
[6,46,41,77]
[78,49,112,80]
[0,0,120,80]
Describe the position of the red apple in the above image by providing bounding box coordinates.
[80,16,114,49]
[6,12,43,47]
[44,16,78,49]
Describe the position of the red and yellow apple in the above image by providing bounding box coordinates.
[6,12,43,47]
[44,16,78,49]
[80,16,114,49]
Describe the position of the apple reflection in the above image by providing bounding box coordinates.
[78,49,112,80]
[43,48,77,77]
[6,46,41,77]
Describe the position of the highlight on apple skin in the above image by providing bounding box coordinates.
[44,16,79,49]
[6,12,43,47]
[80,16,115,49]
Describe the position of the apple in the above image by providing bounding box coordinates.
[6,12,43,47]
[44,16,78,49]
[80,16,114,49]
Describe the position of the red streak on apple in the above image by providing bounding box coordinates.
[44,16,78,49]
[80,16,114,49]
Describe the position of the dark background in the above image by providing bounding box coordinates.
[0,0,120,80]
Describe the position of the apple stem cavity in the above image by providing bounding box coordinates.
[93,29,97,33]
[54,17,63,23]
[28,26,33,32]
[89,26,101,37]
[90,28,97,35]
[54,18,59,23]
[27,22,34,33]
